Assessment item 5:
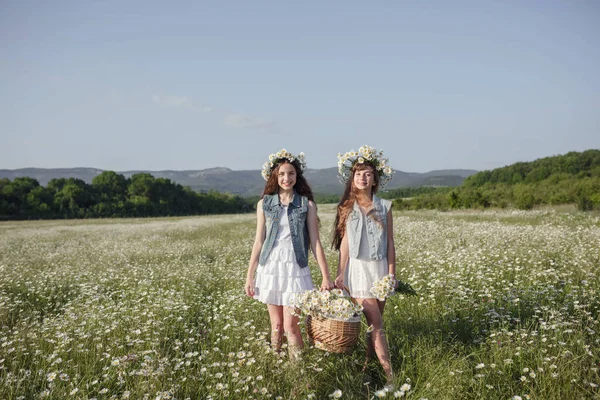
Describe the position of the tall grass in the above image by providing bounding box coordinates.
[0,209,598,399]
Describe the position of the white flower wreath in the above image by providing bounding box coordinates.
[260,149,307,181]
[337,145,395,189]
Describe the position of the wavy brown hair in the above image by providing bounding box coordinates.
[331,162,381,250]
[261,159,315,203]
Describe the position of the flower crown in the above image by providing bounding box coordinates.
[261,149,307,181]
[337,145,394,189]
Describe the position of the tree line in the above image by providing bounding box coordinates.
[4,150,598,219]
[0,171,255,220]
[393,149,600,211]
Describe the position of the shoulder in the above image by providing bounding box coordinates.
[256,199,265,214]
[376,196,392,212]
[262,194,276,206]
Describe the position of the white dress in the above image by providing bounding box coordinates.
[254,205,315,306]
[345,211,388,299]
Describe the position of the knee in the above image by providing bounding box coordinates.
[371,327,387,340]
[365,317,384,332]
[284,320,300,334]
[271,321,283,332]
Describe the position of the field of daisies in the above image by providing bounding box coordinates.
[1,207,599,400]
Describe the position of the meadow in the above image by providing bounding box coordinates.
[0,206,599,399]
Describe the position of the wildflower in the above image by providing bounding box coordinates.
[374,389,387,397]
[330,389,343,398]
[475,363,485,369]
[400,383,411,392]
[394,391,405,398]
[46,372,57,382]
[69,388,79,395]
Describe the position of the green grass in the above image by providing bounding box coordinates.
[0,209,598,399]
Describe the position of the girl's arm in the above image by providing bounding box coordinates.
[245,200,266,297]
[386,207,397,280]
[307,201,333,290]
[334,232,349,289]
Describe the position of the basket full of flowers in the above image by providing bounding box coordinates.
[291,288,363,353]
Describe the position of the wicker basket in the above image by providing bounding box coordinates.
[305,286,361,353]
[306,314,361,353]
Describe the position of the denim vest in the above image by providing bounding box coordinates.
[346,195,391,260]
[259,191,310,268]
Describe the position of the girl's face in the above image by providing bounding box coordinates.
[353,166,375,192]
[277,162,297,191]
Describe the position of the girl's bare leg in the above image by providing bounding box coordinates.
[283,306,303,361]
[267,305,284,352]
[356,298,393,384]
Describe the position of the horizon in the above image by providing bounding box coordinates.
[3,147,597,175]
[2,1,599,172]
[0,164,478,174]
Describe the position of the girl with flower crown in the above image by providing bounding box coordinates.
[245,149,334,360]
[331,145,397,389]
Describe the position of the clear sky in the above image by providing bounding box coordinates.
[1,0,599,173]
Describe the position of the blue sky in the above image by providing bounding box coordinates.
[1,0,599,173]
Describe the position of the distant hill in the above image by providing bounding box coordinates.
[0,167,477,196]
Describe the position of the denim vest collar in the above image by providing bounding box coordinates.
[352,195,384,215]
[267,190,303,208]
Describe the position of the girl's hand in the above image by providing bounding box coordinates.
[245,278,255,297]
[320,277,334,291]
[334,275,345,290]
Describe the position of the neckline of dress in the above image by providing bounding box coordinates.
[278,192,294,207]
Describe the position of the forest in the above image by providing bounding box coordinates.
[0,171,254,220]
[393,149,600,211]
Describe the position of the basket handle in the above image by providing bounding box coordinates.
[342,285,359,306]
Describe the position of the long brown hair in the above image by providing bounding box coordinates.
[331,162,380,250]
[261,159,315,203]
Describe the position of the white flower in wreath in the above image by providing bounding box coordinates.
[261,149,306,181]
[337,145,395,189]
